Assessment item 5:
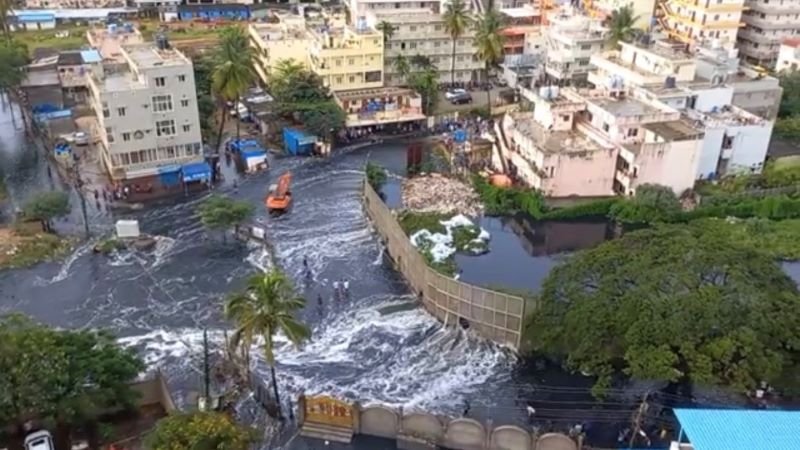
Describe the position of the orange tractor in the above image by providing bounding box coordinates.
[265,172,292,214]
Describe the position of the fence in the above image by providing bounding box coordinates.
[362,181,526,349]
[299,394,580,450]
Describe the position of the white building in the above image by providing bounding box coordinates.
[544,7,607,84]
[738,0,800,68]
[587,39,775,179]
[776,38,800,72]
[87,39,206,190]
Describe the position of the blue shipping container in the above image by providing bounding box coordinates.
[283,128,317,156]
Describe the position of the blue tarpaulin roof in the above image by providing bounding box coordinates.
[80,50,102,64]
[242,149,266,160]
[286,128,317,145]
[15,12,55,22]
[674,408,800,450]
[157,165,180,174]
[181,162,211,182]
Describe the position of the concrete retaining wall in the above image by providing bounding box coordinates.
[362,181,526,349]
[301,395,578,450]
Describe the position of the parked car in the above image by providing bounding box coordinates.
[445,88,468,100]
[25,430,54,450]
[450,92,472,105]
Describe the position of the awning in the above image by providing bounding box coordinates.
[241,149,267,160]
[181,162,212,182]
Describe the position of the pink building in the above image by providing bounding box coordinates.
[500,86,703,197]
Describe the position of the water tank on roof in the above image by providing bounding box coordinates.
[665,76,676,88]
[356,17,367,31]
[155,34,170,50]
[108,23,118,34]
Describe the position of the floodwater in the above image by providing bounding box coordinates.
[2,105,798,449]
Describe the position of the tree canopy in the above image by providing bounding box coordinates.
[527,224,800,396]
[0,315,144,448]
[443,0,471,84]
[608,183,682,224]
[23,191,70,232]
[197,195,254,234]
[268,59,345,140]
[0,39,28,91]
[145,412,254,450]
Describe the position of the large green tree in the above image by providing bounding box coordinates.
[443,0,471,85]
[268,59,345,141]
[145,412,254,450]
[0,39,27,94]
[392,54,411,85]
[23,191,70,232]
[192,56,217,141]
[212,26,256,151]
[197,194,254,241]
[527,225,800,397]
[606,6,639,48]
[474,6,506,113]
[608,183,682,224]
[409,67,440,115]
[225,270,310,416]
[0,315,144,450]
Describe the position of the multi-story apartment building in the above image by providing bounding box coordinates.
[334,86,426,128]
[776,37,800,71]
[655,0,745,49]
[544,7,607,84]
[503,86,703,196]
[583,0,656,29]
[307,22,385,92]
[248,22,312,85]
[369,9,483,85]
[87,39,206,189]
[738,0,800,68]
[24,0,125,8]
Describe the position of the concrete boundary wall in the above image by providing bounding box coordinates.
[362,181,526,348]
[300,395,579,450]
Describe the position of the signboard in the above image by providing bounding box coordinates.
[304,395,354,428]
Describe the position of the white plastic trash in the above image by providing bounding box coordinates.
[116,220,140,238]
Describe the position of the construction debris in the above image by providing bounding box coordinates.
[402,174,484,217]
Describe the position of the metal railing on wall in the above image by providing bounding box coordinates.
[362,181,526,349]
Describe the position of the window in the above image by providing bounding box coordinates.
[349,75,355,83]
[336,76,343,84]
[434,41,441,47]
[602,123,610,132]
[410,25,417,31]
[183,124,191,133]
[410,42,417,49]
[105,127,114,143]
[117,107,126,117]
[336,58,342,66]
[122,132,131,141]
[156,119,175,136]
[627,128,639,137]
[103,107,109,118]
[562,115,570,122]
[580,44,591,50]
[365,70,382,82]
[152,95,173,112]
[155,77,166,87]
[178,74,186,82]
[348,58,355,65]
[181,99,189,107]
[434,25,441,31]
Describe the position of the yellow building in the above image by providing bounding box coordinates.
[307,24,384,92]
[583,0,655,30]
[656,0,744,49]
[248,22,312,85]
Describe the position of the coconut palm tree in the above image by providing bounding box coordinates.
[225,270,310,416]
[411,54,435,71]
[474,8,505,114]
[443,0,471,85]
[606,6,640,48]
[376,20,396,43]
[392,54,411,85]
[212,26,256,152]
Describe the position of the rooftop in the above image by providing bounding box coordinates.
[783,37,800,48]
[684,105,765,128]
[335,86,419,101]
[514,114,605,155]
[251,22,308,41]
[673,408,800,450]
[589,96,663,118]
[625,40,694,61]
[87,26,144,62]
[99,71,146,92]
[123,43,190,69]
[371,9,446,23]
[501,6,541,19]
[642,120,702,141]
[21,69,60,88]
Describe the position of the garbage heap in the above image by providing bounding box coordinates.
[402,174,484,217]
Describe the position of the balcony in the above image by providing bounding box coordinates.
[741,16,795,29]
[746,0,800,14]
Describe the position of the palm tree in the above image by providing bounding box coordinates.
[474,8,505,114]
[212,27,255,152]
[443,0,471,85]
[225,270,310,416]
[376,20,395,43]
[606,6,640,48]
[392,54,411,85]
[409,68,439,115]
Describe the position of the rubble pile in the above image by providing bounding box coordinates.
[402,174,484,217]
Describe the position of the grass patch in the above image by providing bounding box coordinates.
[15,26,89,54]
[398,211,447,235]
[0,231,72,270]
[95,237,126,254]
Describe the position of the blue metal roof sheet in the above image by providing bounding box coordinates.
[15,12,55,22]
[80,50,102,64]
[674,408,800,450]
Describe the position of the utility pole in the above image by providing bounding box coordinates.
[203,329,211,402]
[72,165,90,239]
[629,392,650,449]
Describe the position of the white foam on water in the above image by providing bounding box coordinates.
[245,241,274,272]
[38,238,97,285]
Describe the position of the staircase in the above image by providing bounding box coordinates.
[299,422,354,444]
